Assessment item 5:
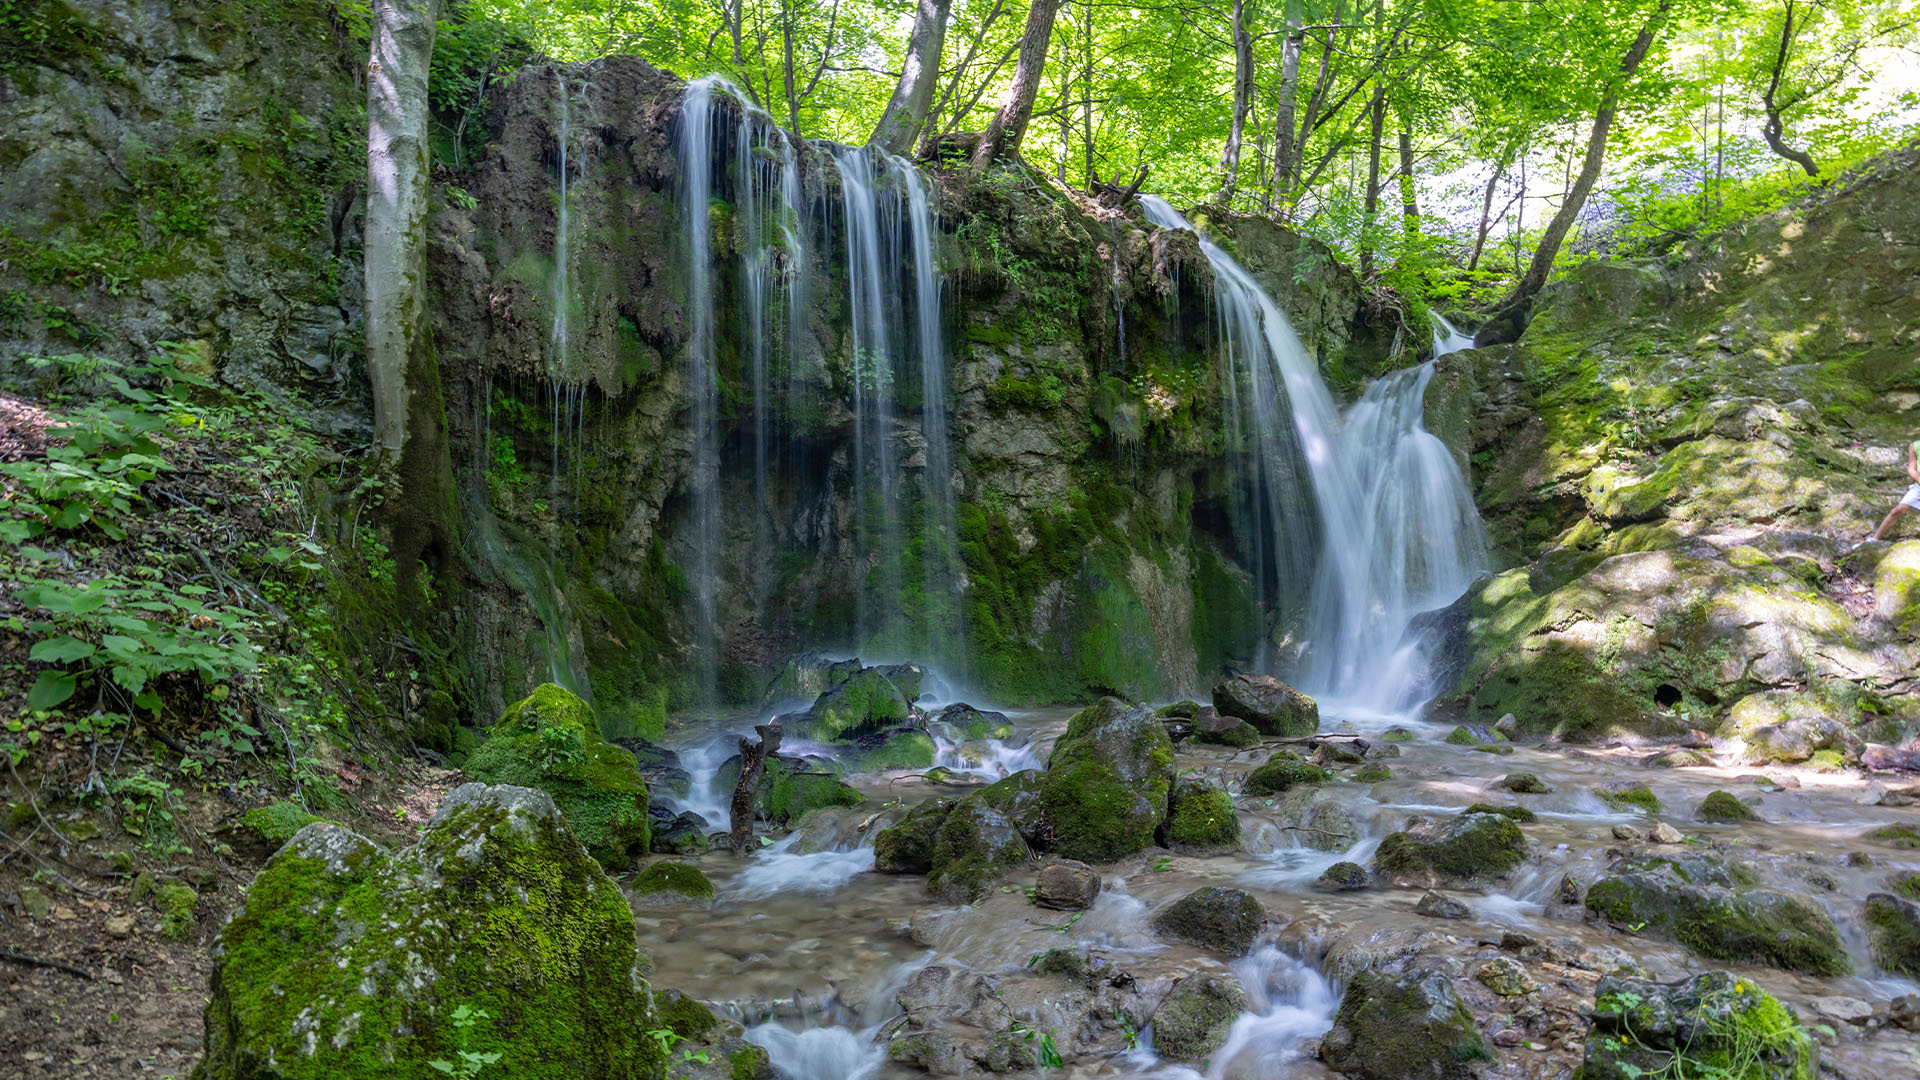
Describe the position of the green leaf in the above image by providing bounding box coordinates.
[28,671,78,710]
[29,637,97,663]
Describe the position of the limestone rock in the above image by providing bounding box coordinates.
[1211,674,1319,736]
[1150,887,1265,955]
[1033,860,1100,910]
[1319,969,1491,1080]
[1585,853,1851,975]
[1864,892,1920,976]
[1612,824,1645,841]
[1648,822,1684,844]
[1317,861,1370,891]
[630,861,715,904]
[1241,751,1332,796]
[1151,974,1248,1062]
[1415,891,1470,919]
[1191,709,1261,748]
[194,784,663,1079]
[1500,773,1551,794]
[1374,812,1527,885]
[1475,956,1538,997]
[803,664,921,740]
[1696,791,1759,822]
[1582,972,1813,1080]
[1040,698,1175,863]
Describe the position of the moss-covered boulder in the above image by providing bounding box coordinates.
[1864,892,1920,976]
[631,861,715,903]
[463,684,651,865]
[1697,791,1760,822]
[803,664,921,740]
[1040,698,1174,863]
[1160,780,1240,853]
[1597,783,1662,813]
[1317,861,1370,891]
[194,784,663,1080]
[221,802,329,860]
[761,653,862,707]
[1150,974,1248,1062]
[873,799,952,874]
[1374,812,1527,885]
[1582,972,1815,1080]
[1241,752,1331,796]
[1150,887,1265,955]
[925,795,1032,903]
[1212,674,1319,736]
[1319,969,1491,1080]
[1463,803,1537,823]
[1191,709,1262,748]
[1729,714,1863,767]
[763,759,863,825]
[974,768,1050,849]
[844,729,938,772]
[1584,854,1851,975]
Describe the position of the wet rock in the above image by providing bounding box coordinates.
[1475,956,1538,997]
[1463,803,1536,822]
[1320,969,1491,1080]
[1862,744,1920,771]
[1156,700,1202,720]
[1492,713,1519,738]
[1863,892,1920,976]
[1151,887,1266,955]
[1445,723,1507,747]
[761,653,862,707]
[1241,751,1332,796]
[1556,874,1583,904]
[1040,698,1175,863]
[1696,791,1760,822]
[1582,972,1813,1080]
[1161,780,1241,853]
[1352,765,1395,782]
[1298,798,1358,852]
[974,769,1050,849]
[803,665,921,740]
[196,785,664,1079]
[1596,783,1662,813]
[1415,890,1470,919]
[1317,862,1371,891]
[1033,859,1101,910]
[1212,674,1319,737]
[1312,739,1367,766]
[463,684,652,865]
[1644,747,1714,768]
[631,860,715,904]
[1877,784,1920,807]
[1648,822,1684,844]
[1584,853,1851,975]
[1499,773,1551,794]
[1151,974,1248,1062]
[1192,708,1261,748]
[933,702,1012,739]
[887,1030,961,1074]
[1812,996,1873,1025]
[1382,726,1414,742]
[1891,994,1920,1031]
[1374,812,1527,885]
[610,737,693,797]
[874,799,952,874]
[1731,713,1863,767]
[925,796,1033,903]
[1612,824,1645,841]
[845,728,938,771]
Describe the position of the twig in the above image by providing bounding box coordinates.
[7,755,75,849]
[0,949,95,980]
[1278,825,1349,839]
[0,826,105,898]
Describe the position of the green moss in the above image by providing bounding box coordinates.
[1600,785,1663,814]
[925,795,1031,902]
[1585,971,1815,1080]
[873,799,952,874]
[1868,825,1920,849]
[1375,814,1527,881]
[805,668,913,740]
[156,883,197,942]
[1242,756,1331,796]
[1890,871,1920,902]
[728,1044,771,1080]
[847,730,938,772]
[1501,773,1550,794]
[1163,782,1240,852]
[238,801,326,845]
[1380,727,1413,742]
[1039,699,1174,863]
[1697,791,1759,823]
[763,760,864,825]
[652,988,718,1040]
[1864,893,1920,975]
[463,684,651,865]
[631,862,714,901]
[1583,859,1851,975]
[1150,974,1248,1061]
[1353,766,1395,782]
[1463,803,1537,823]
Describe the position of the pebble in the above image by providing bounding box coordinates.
[1611,824,1644,841]
[105,913,137,938]
[1476,956,1539,997]
[1890,994,1919,1031]
[1813,996,1873,1025]
[1414,890,1470,919]
[1648,822,1684,844]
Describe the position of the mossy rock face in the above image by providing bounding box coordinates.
[1597,784,1662,814]
[1889,871,1920,902]
[873,799,952,874]
[652,988,719,1041]
[1040,698,1174,863]
[1211,674,1319,736]
[761,653,862,707]
[1869,824,1920,849]
[463,684,651,865]
[1161,780,1240,853]
[763,759,863,826]
[1242,754,1331,796]
[631,861,715,902]
[224,802,329,860]
[1318,861,1370,891]
[1583,855,1851,975]
[194,784,663,1080]
[1150,887,1265,955]
[844,729,938,772]
[1500,773,1550,794]
[974,769,1050,849]
[925,795,1032,903]
[1319,969,1491,1080]
[1582,971,1815,1080]
[1696,791,1760,823]
[1374,813,1527,885]
[1192,710,1262,748]
[1150,973,1248,1062]
[1863,892,1920,976]
[1463,803,1537,823]
[803,665,921,740]
[1445,724,1506,746]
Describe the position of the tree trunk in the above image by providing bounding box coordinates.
[1467,153,1509,272]
[972,0,1065,169]
[1760,0,1819,176]
[729,723,783,854]
[1216,0,1254,204]
[783,1,800,134]
[1397,122,1417,234]
[1503,0,1673,307]
[1268,17,1303,212]
[1359,81,1385,275]
[870,0,954,153]
[1080,0,1095,186]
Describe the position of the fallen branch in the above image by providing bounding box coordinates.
[729,723,782,856]
[0,949,94,980]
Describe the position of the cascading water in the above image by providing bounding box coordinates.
[677,77,724,705]
[1138,197,1486,718]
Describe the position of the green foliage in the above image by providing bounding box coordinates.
[154,881,198,941]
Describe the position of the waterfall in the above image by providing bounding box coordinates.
[1139,197,1486,718]
[677,77,723,705]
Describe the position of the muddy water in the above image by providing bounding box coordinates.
[636,706,1920,1078]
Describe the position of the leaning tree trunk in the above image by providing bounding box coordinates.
[1501,0,1672,308]
[871,0,954,154]
[1359,82,1386,276]
[365,0,453,596]
[971,0,1065,169]
[1216,0,1254,204]
[1760,0,1819,176]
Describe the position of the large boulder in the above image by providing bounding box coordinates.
[1241,751,1331,796]
[1373,812,1526,885]
[1040,698,1175,863]
[463,684,651,864]
[1582,971,1815,1080]
[802,664,922,740]
[1212,674,1319,736]
[1150,974,1248,1062]
[1729,714,1863,767]
[1319,969,1491,1080]
[1584,854,1851,975]
[873,794,1031,903]
[1864,892,1920,976]
[1160,780,1241,853]
[761,653,863,707]
[1033,860,1101,910]
[194,785,663,1080]
[1150,887,1265,955]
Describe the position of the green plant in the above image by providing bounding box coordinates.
[646,1027,711,1079]
[1011,1021,1064,1069]
[1115,1011,1139,1050]
[429,1004,504,1078]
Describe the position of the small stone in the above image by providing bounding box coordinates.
[1381,726,1414,742]
[1611,824,1644,841]
[1151,887,1266,955]
[1033,859,1101,910]
[183,865,218,888]
[18,885,50,919]
[1499,931,1539,952]
[1501,773,1551,794]
[1476,956,1539,996]
[105,914,136,938]
[1890,994,1920,1031]
[1316,861,1370,891]
[1648,822,1684,844]
[1414,890,1470,919]
[1812,996,1873,1025]
[1556,874,1582,904]
[1493,713,1519,737]
[1491,1027,1526,1048]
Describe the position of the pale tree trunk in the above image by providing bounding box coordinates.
[783,2,800,134]
[1397,121,1417,235]
[1080,0,1094,185]
[1216,0,1254,204]
[365,0,437,459]
[1760,0,1819,176]
[972,0,1065,168]
[871,0,954,153]
[1505,0,1672,306]
[1268,17,1303,212]
[1359,81,1385,275]
[1467,151,1510,272]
